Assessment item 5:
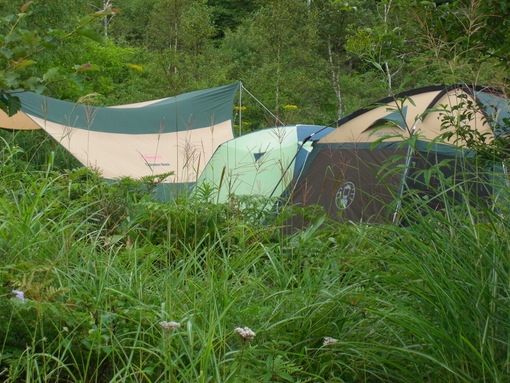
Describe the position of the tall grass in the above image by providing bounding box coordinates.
[1,135,509,382]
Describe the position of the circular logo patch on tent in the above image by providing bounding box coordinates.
[335,181,355,210]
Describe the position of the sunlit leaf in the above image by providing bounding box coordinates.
[13,59,36,70]
[126,64,143,71]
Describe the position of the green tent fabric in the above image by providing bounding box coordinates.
[195,125,334,202]
[0,83,239,189]
[288,84,509,225]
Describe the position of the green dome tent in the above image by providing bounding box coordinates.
[287,84,509,225]
[195,124,334,203]
[0,83,239,197]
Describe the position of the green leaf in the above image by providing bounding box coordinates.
[2,94,22,116]
[3,71,20,88]
[276,371,295,382]
[0,15,15,23]
[76,29,102,42]
[0,48,13,60]
[78,15,94,25]
[13,59,36,70]
[42,68,62,82]
[40,40,59,50]
[4,33,20,44]
[48,29,67,39]
[68,73,84,90]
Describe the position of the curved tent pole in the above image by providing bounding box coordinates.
[261,124,336,213]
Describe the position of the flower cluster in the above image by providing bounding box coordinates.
[323,337,338,347]
[234,326,256,341]
[12,290,25,302]
[160,321,180,333]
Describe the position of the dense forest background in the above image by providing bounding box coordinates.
[1,0,509,134]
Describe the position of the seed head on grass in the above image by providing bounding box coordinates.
[234,327,256,341]
[323,337,338,347]
[160,321,180,333]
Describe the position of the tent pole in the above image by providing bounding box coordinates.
[239,82,242,136]
[503,161,510,187]
[241,84,284,126]
[261,125,335,213]
[392,144,413,224]
[392,120,420,224]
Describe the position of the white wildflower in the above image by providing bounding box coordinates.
[234,326,256,341]
[323,337,339,347]
[160,321,180,333]
[12,290,25,302]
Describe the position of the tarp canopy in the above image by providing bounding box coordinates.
[0,83,239,188]
[288,84,509,225]
[196,124,334,202]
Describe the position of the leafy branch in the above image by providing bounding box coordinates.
[0,1,119,115]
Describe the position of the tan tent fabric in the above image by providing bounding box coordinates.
[0,109,41,130]
[320,88,493,145]
[30,116,232,182]
[0,83,239,185]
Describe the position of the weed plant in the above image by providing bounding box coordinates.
[1,134,509,382]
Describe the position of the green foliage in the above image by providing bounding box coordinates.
[0,0,115,115]
[2,132,510,381]
[145,0,215,54]
[43,39,149,102]
[207,0,262,39]
[391,0,509,87]
[435,94,510,163]
[107,0,156,45]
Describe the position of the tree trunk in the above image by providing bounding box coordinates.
[327,36,342,122]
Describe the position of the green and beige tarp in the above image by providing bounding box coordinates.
[0,83,239,194]
[288,84,509,225]
[196,124,334,203]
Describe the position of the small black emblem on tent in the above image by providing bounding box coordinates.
[335,181,355,210]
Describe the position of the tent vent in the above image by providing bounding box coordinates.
[254,152,266,161]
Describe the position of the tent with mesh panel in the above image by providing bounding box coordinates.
[287,84,509,226]
[0,83,239,197]
[195,124,334,203]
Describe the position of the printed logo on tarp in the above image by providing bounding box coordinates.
[335,181,355,210]
[141,155,170,167]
